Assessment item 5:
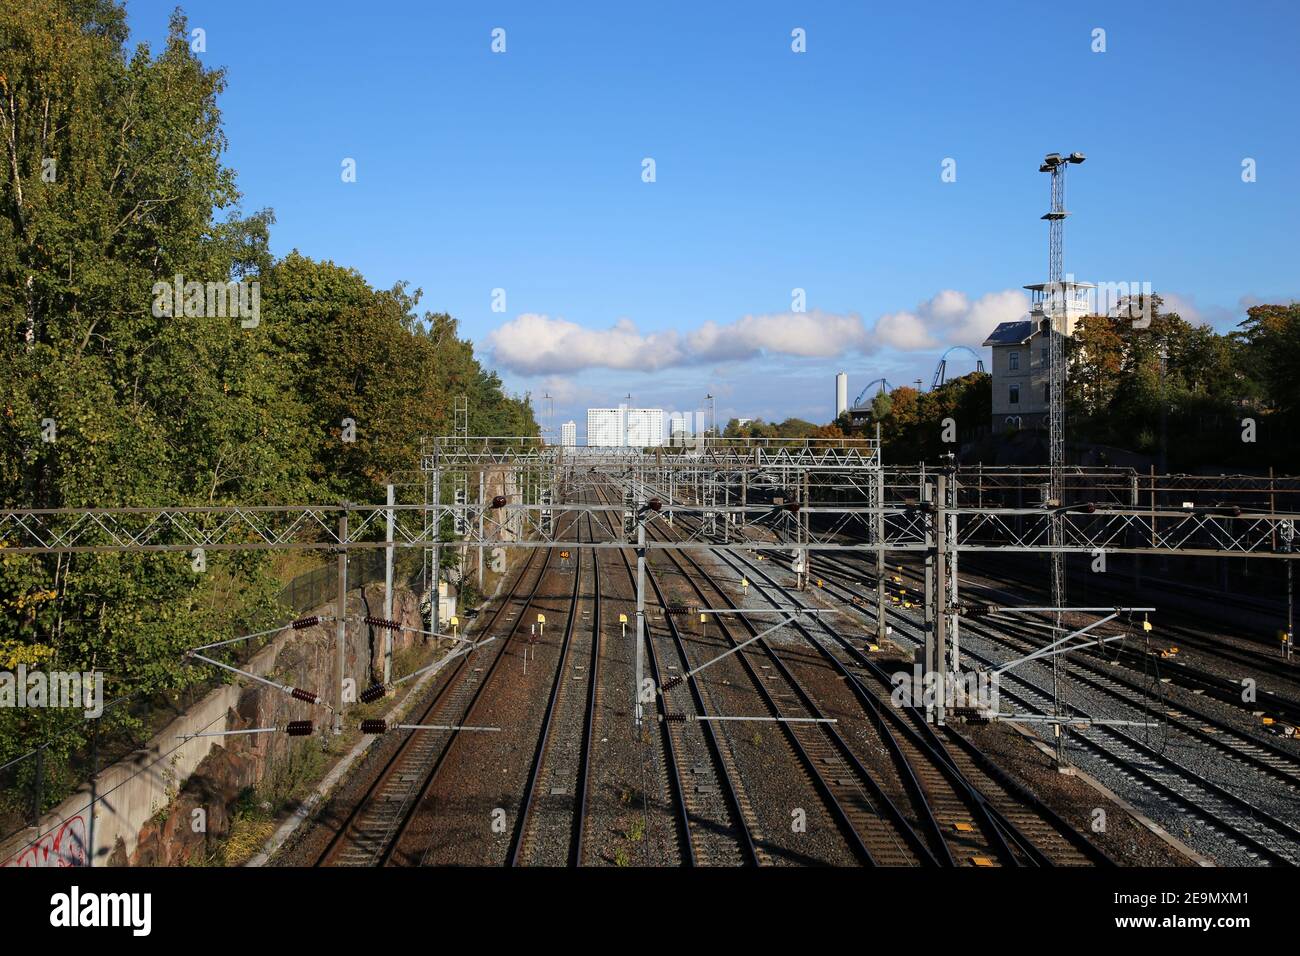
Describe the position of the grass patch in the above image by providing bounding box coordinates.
[190,738,330,867]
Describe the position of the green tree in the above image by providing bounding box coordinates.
[0,2,537,810]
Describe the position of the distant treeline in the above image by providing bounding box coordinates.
[841,296,1300,469]
[1068,296,1300,469]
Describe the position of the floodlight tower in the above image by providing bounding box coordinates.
[1040,150,1084,767]
[1040,152,1083,483]
[541,391,555,439]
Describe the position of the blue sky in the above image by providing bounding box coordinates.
[128,0,1300,436]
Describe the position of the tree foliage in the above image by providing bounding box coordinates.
[849,296,1300,469]
[722,416,822,440]
[0,0,535,796]
[854,373,990,461]
[1065,295,1292,466]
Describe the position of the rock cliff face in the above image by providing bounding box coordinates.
[122,584,426,866]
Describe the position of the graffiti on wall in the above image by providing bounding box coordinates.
[2,814,88,867]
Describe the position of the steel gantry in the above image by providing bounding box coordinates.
[5,493,1293,557]
[5,438,1299,744]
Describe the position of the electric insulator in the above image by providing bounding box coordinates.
[491,495,508,509]
[290,687,320,704]
[660,675,684,692]
[291,616,321,630]
[363,616,400,630]
[360,719,387,734]
[359,683,388,704]
[284,721,313,736]
[663,713,687,723]
[646,498,662,512]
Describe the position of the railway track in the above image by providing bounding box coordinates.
[647,494,1108,866]
[315,545,553,867]
[947,632,1300,866]
[394,513,592,867]
[833,550,1300,723]
[969,612,1300,791]
[647,528,934,866]
[575,507,685,866]
[510,512,599,866]
[595,484,761,866]
[696,534,1107,866]
[797,550,1300,865]
[814,551,1300,788]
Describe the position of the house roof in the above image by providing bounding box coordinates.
[1022,281,1096,291]
[982,320,1035,347]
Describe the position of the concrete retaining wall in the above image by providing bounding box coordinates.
[1,583,426,867]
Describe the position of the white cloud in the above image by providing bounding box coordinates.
[872,309,937,350]
[487,289,1029,376]
[871,289,1028,351]
[536,374,585,405]
[487,314,685,374]
[1161,292,1213,325]
[687,310,871,360]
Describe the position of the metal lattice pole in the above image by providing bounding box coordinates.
[383,484,395,686]
[334,509,348,736]
[431,468,441,642]
[634,501,646,726]
[876,426,887,644]
[1042,150,1084,766]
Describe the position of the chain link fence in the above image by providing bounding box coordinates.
[276,549,423,614]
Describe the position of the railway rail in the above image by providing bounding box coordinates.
[812,551,1300,786]
[315,544,554,866]
[634,487,1107,866]
[510,512,599,866]
[648,526,936,865]
[593,484,761,866]
[782,548,1300,865]
[391,511,591,867]
[832,550,1300,721]
[692,526,1108,866]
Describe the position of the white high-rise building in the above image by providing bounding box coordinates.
[668,415,690,446]
[586,407,665,447]
[586,408,624,447]
[835,372,849,418]
[560,421,577,447]
[625,408,665,447]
